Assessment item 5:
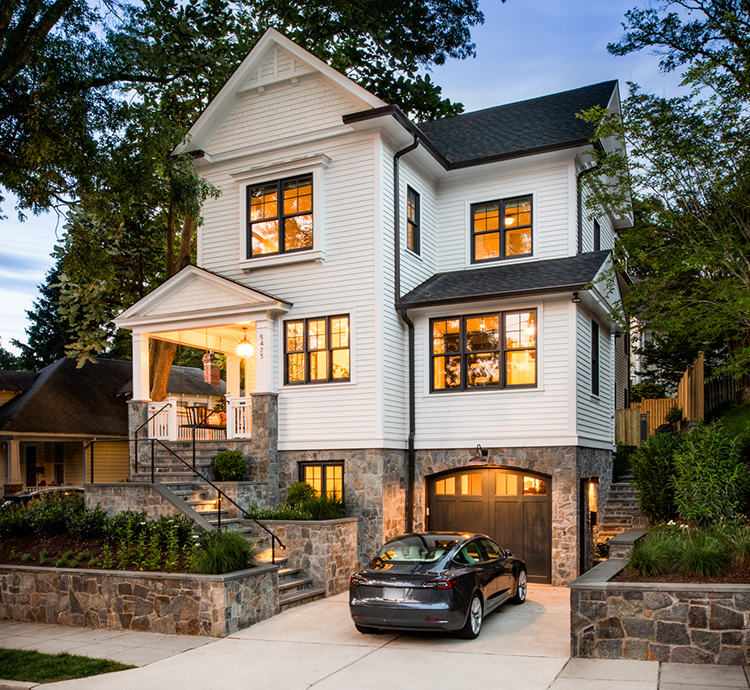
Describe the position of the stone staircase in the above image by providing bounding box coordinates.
[255,543,326,611]
[598,475,647,539]
[132,440,230,482]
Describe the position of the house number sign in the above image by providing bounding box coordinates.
[259,333,264,360]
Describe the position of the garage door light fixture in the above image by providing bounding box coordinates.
[470,444,489,463]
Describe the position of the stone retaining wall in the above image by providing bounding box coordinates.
[0,564,278,637]
[85,483,185,519]
[247,517,359,595]
[570,559,750,665]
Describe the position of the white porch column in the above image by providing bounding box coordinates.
[254,317,275,393]
[132,333,150,402]
[7,440,21,485]
[226,355,241,397]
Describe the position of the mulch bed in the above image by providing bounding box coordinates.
[611,561,750,585]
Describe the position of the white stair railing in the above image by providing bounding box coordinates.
[147,397,178,441]
[226,395,252,439]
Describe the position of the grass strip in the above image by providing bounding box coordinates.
[0,648,134,682]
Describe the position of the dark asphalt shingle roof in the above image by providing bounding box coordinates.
[400,251,611,308]
[117,365,226,398]
[0,371,38,392]
[417,81,618,165]
[0,358,132,436]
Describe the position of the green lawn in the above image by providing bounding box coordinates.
[0,648,134,682]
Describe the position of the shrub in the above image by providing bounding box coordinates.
[69,507,109,538]
[664,405,683,425]
[679,532,729,577]
[613,443,637,480]
[630,381,666,402]
[0,506,33,538]
[672,422,750,526]
[212,451,247,481]
[249,504,313,520]
[628,528,684,576]
[192,530,257,574]
[298,493,346,520]
[285,481,317,506]
[631,432,683,524]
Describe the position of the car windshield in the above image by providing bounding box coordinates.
[374,536,461,564]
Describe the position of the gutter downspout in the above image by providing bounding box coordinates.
[393,134,419,533]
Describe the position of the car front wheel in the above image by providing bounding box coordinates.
[455,594,483,639]
[510,569,527,604]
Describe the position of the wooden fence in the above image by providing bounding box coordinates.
[615,408,643,446]
[629,398,678,436]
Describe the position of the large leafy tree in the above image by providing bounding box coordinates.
[582,0,750,382]
[6,0,488,399]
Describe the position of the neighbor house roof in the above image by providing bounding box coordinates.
[0,358,132,436]
[416,81,618,167]
[399,250,612,309]
[117,365,226,398]
[0,371,38,392]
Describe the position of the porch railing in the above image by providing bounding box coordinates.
[146,397,252,441]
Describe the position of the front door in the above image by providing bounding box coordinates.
[25,445,37,487]
[428,467,552,584]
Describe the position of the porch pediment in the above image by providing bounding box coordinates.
[114,266,291,332]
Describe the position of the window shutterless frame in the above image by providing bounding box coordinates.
[284,315,351,385]
[591,320,600,396]
[247,174,313,259]
[430,309,537,392]
[298,461,344,499]
[406,186,420,255]
[471,195,533,264]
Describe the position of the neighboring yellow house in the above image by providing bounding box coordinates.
[0,358,226,495]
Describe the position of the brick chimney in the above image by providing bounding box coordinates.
[202,353,221,386]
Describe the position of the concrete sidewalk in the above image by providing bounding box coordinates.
[0,585,748,690]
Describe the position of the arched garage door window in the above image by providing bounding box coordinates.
[427,467,551,584]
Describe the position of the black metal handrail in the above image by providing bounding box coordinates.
[132,403,171,473]
[151,438,285,564]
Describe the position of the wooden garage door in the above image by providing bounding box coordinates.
[428,467,552,584]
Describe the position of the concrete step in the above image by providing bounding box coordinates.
[279,588,326,611]
[279,577,314,595]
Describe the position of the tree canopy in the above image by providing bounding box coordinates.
[582,0,750,383]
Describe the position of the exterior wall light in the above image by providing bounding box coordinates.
[470,444,489,462]
[572,292,582,303]
[236,327,254,357]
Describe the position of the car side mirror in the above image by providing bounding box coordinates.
[505,550,512,558]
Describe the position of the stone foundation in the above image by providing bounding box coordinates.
[85,483,188,519]
[0,564,278,636]
[243,517,359,595]
[570,559,750,664]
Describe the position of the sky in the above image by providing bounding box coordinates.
[0,0,685,356]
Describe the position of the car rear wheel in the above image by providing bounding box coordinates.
[354,624,381,635]
[510,569,527,604]
[455,594,483,639]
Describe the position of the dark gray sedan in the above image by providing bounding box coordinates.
[349,532,526,639]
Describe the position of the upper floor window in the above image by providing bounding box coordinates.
[593,219,601,252]
[431,310,536,391]
[247,175,313,258]
[472,195,532,263]
[285,315,350,384]
[407,187,420,255]
[591,320,600,396]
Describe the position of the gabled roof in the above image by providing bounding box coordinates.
[0,358,132,436]
[0,370,38,392]
[416,81,619,167]
[400,251,612,309]
[117,366,226,398]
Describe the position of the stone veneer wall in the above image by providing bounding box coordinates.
[570,559,750,665]
[413,446,612,586]
[85,484,186,518]
[278,449,406,565]
[244,518,359,595]
[0,564,278,636]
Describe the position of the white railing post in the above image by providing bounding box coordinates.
[225,395,235,440]
[167,397,178,441]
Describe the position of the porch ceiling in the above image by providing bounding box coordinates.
[151,323,256,354]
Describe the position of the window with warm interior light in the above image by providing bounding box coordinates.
[431,310,536,391]
[523,476,546,495]
[472,195,532,262]
[247,175,313,258]
[435,476,456,495]
[299,462,343,499]
[407,187,420,254]
[285,315,350,384]
[460,473,483,495]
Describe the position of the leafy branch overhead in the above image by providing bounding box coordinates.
[578,0,750,383]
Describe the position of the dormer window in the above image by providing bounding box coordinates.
[472,195,532,263]
[248,175,313,258]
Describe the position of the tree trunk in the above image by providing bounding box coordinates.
[148,216,196,400]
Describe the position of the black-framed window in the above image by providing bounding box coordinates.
[593,219,601,252]
[53,443,64,485]
[407,187,420,255]
[285,315,350,384]
[431,310,537,391]
[591,320,600,396]
[299,461,343,499]
[247,175,313,258]
[472,195,532,263]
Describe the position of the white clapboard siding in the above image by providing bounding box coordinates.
[576,308,615,443]
[434,155,573,273]
[409,298,575,448]
[579,182,616,253]
[206,74,360,156]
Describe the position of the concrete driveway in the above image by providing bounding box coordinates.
[32,584,750,690]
